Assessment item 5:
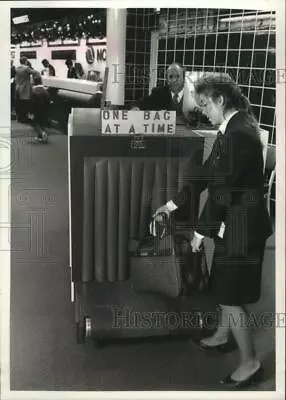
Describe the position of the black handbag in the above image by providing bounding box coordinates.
[129,214,209,298]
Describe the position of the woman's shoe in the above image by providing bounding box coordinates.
[220,366,264,389]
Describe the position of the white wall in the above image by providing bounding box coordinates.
[12,38,107,79]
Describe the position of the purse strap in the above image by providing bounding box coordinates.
[149,212,173,239]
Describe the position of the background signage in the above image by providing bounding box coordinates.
[101,110,176,135]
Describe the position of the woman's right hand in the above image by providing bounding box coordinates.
[153,205,171,221]
[191,234,204,252]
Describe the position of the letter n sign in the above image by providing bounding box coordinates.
[97,48,106,61]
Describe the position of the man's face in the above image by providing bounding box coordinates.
[166,65,184,94]
[43,61,49,68]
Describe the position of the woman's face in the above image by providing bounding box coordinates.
[197,94,224,126]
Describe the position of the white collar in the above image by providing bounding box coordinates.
[33,84,44,88]
[171,88,184,102]
[218,110,239,134]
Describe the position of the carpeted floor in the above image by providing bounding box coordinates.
[10,120,276,391]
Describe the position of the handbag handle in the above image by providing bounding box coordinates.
[149,211,172,239]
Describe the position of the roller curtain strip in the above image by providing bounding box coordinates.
[82,157,195,282]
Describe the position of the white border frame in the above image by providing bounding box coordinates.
[1,1,285,400]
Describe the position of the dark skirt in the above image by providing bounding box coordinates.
[209,237,266,306]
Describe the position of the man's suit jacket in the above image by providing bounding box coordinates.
[137,86,179,111]
[15,65,33,100]
[136,85,209,126]
[173,111,273,247]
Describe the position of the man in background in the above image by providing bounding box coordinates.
[132,62,208,126]
[132,63,186,124]
[65,58,77,79]
[74,62,85,79]
[41,59,56,77]
[14,56,35,122]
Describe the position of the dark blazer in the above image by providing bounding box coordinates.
[135,85,209,126]
[15,65,33,100]
[48,64,55,76]
[173,111,273,246]
[137,86,179,111]
[67,66,77,79]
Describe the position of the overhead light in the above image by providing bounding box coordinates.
[12,15,29,25]
[220,13,274,23]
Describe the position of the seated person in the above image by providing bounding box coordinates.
[132,63,185,122]
[132,63,209,127]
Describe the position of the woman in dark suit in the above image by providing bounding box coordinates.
[155,73,273,388]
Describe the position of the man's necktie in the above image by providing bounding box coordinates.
[173,93,179,105]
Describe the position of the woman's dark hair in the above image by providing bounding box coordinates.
[194,72,259,132]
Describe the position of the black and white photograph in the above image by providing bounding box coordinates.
[0,0,285,398]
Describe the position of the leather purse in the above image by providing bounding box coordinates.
[129,215,209,298]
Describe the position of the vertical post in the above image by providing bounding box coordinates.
[149,30,159,94]
[106,8,127,106]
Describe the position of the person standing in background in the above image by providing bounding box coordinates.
[65,58,77,79]
[74,62,85,79]
[15,56,35,122]
[41,59,56,77]
[11,60,16,112]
